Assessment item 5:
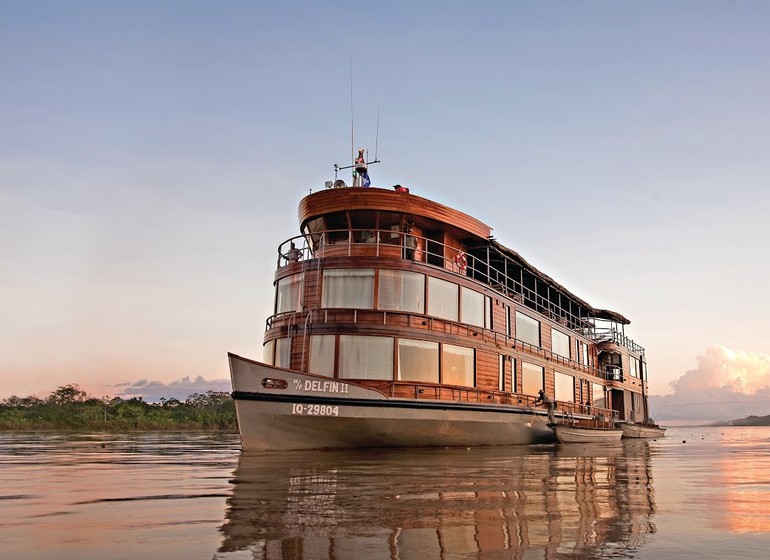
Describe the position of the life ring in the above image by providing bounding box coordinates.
[455,251,467,274]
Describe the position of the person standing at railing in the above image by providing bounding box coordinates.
[534,389,555,424]
[287,242,302,263]
[403,223,417,260]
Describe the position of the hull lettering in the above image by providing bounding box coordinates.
[291,403,340,416]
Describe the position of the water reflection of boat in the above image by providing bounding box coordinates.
[217,443,656,559]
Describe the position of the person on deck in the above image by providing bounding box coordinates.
[354,148,371,187]
[287,242,302,263]
[534,389,556,424]
[403,223,417,260]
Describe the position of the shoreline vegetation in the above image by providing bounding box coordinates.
[0,384,237,432]
[710,415,770,427]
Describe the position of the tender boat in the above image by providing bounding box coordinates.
[552,423,623,444]
[229,160,658,450]
[619,421,666,439]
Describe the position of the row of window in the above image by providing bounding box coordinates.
[265,334,607,405]
[514,312,591,367]
[277,268,492,328]
[276,268,595,368]
[265,335,475,386]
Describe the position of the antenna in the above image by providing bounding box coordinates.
[333,60,381,179]
[349,58,354,166]
[374,106,380,162]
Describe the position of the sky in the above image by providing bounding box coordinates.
[2,1,769,423]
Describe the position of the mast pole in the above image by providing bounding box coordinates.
[350,58,354,166]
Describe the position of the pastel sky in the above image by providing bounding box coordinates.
[2,1,769,423]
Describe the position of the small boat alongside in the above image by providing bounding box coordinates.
[553,423,623,444]
[619,421,666,439]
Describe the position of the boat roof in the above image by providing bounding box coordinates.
[485,238,631,325]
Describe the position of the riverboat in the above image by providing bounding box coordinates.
[229,162,657,450]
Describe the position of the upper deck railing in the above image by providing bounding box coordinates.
[266,307,640,386]
[593,327,645,355]
[370,380,619,425]
[275,228,644,355]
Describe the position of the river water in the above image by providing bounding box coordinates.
[1,427,769,559]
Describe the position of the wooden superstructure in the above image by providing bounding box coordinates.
[255,185,652,430]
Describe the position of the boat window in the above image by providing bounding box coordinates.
[276,274,303,314]
[378,212,403,245]
[505,306,511,337]
[460,287,484,328]
[555,372,575,402]
[485,296,493,330]
[591,382,606,409]
[322,269,374,309]
[424,232,445,267]
[378,270,425,313]
[498,355,505,391]
[629,356,640,378]
[443,344,475,387]
[349,210,378,243]
[304,218,324,253]
[263,340,275,366]
[579,341,590,367]
[338,335,394,380]
[325,211,350,244]
[515,312,541,348]
[275,338,290,369]
[427,277,459,321]
[511,358,517,392]
[308,335,335,376]
[551,329,570,360]
[398,339,439,382]
[521,362,544,396]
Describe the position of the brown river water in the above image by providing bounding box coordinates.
[1,427,769,559]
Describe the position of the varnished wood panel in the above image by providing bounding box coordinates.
[299,188,491,240]
[476,349,499,391]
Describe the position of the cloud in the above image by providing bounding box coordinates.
[650,345,770,424]
[114,376,231,402]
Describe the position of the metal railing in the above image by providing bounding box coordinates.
[594,327,645,355]
[275,228,644,354]
[369,380,617,421]
[266,307,623,383]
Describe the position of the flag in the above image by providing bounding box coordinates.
[362,171,371,187]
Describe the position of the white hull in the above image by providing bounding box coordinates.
[620,422,666,439]
[553,424,623,444]
[229,353,556,450]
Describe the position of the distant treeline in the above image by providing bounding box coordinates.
[0,384,237,432]
[711,415,770,427]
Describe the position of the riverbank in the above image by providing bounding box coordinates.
[0,384,237,432]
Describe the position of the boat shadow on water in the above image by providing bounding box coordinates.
[217,440,657,560]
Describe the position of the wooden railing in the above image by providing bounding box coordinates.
[267,307,613,381]
[273,228,644,356]
[368,380,617,421]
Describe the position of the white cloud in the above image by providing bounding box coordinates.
[114,375,231,402]
[650,345,770,424]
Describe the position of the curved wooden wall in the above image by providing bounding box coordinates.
[298,187,491,240]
